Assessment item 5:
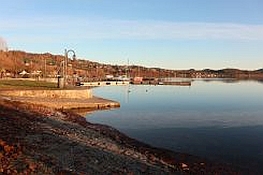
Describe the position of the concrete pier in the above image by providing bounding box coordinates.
[0,89,120,110]
[1,89,93,99]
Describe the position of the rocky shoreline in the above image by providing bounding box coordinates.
[0,97,259,174]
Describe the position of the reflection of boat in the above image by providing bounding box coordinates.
[159,78,192,86]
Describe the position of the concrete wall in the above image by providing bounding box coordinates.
[1,89,93,99]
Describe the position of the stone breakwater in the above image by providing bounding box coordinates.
[0,89,120,110]
[0,89,92,99]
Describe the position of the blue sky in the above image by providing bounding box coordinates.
[1,0,263,70]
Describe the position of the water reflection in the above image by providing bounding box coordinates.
[86,80,263,171]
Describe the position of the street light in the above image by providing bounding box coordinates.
[57,49,76,88]
[64,49,76,87]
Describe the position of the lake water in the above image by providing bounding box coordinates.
[86,79,263,171]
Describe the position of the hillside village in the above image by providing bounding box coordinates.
[0,50,263,83]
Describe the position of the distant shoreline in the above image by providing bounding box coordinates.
[1,50,263,83]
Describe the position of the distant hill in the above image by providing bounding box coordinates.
[256,68,263,72]
[0,50,176,79]
[0,50,262,80]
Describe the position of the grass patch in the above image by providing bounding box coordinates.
[0,79,57,90]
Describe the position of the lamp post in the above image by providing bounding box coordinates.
[64,49,76,87]
[57,60,65,88]
[57,49,76,88]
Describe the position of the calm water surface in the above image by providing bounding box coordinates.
[86,80,263,170]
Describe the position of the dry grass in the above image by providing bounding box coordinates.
[0,79,57,90]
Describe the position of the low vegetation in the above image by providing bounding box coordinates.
[0,79,57,90]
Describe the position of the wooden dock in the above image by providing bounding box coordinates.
[78,81,130,87]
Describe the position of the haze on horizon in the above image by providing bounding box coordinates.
[0,0,263,70]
